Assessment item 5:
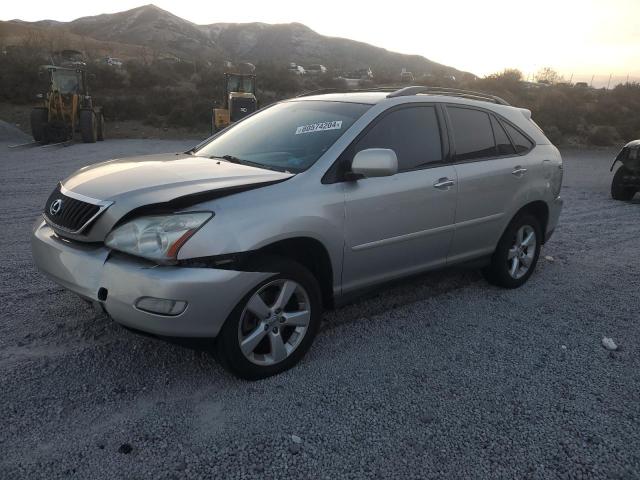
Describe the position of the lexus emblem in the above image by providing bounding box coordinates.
[49,198,63,216]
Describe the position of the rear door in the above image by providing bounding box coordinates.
[445,105,536,263]
[341,105,458,293]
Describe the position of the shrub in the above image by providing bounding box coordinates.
[542,125,563,145]
[3,51,640,144]
[588,126,619,146]
[101,95,146,121]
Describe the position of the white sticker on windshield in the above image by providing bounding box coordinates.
[295,120,343,135]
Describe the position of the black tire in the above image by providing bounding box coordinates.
[611,166,636,201]
[80,109,97,143]
[30,107,48,143]
[96,113,105,141]
[482,213,542,289]
[216,256,322,380]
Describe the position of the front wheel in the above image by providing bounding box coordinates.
[80,110,97,143]
[483,213,542,289]
[216,257,322,380]
[611,166,636,201]
[96,112,105,141]
[30,107,48,143]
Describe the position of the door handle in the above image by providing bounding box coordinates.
[512,166,528,176]
[433,178,455,190]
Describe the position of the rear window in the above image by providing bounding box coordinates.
[448,107,496,161]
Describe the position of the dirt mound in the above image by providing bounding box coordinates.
[0,120,30,143]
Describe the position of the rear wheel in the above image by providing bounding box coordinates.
[483,213,542,289]
[611,166,636,201]
[216,257,322,380]
[30,107,48,143]
[96,112,105,141]
[80,109,97,143]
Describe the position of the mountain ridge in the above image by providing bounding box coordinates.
[0,4,469,78]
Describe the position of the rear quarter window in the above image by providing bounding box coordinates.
[490,116,516,156]
[503,122,535,154]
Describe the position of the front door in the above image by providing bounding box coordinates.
[340,105,458,293]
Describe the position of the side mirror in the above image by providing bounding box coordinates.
[351,148,398,178]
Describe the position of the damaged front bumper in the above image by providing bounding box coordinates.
[31,219,270,337]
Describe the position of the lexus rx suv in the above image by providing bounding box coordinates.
[32,87,563,379]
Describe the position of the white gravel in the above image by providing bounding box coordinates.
[1,141,639,479]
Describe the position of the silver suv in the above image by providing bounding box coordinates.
[32,87,563,379]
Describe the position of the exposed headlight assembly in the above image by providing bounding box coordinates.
[105,212,213,263]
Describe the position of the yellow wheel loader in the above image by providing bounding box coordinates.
[31,65,104,144]
[212,73,257,133]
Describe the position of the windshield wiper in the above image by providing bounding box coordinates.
[219,154,245,164]
[210,155,285,173]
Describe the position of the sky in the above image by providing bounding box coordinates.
[2,0,639,84]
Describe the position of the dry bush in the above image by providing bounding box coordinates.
[3,52,640,141]
[588,126,620,146]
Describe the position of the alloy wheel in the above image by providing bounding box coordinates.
[507,225,537,279]
[237,279,311,366]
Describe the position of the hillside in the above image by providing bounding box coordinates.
[63,5,223,60]
[0,4,465,77]
[201,21,459,77]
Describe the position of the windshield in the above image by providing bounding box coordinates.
[51,70,82,94]
[227,75,255,94]
[194,100,371,172]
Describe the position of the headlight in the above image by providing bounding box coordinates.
[105,212,213,262]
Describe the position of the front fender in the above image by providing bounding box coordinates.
[177,180,345,283]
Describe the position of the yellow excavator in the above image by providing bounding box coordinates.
[212,73,257,133]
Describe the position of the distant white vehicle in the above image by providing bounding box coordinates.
[105,57,123,67]
[288,63,306,75]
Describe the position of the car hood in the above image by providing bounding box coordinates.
[64,153,292,201]
[55,152,293,242]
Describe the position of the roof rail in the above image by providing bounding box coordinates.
[387,86,510,105]
[295,86,399,98]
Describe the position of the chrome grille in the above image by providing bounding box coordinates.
[43,184,111,235]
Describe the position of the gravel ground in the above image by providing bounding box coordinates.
[1,140,639,479]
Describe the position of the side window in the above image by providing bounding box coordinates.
[503,122,535,154]
[354,106,442,171]
[448,107,496,161]
[490,115,516,155]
